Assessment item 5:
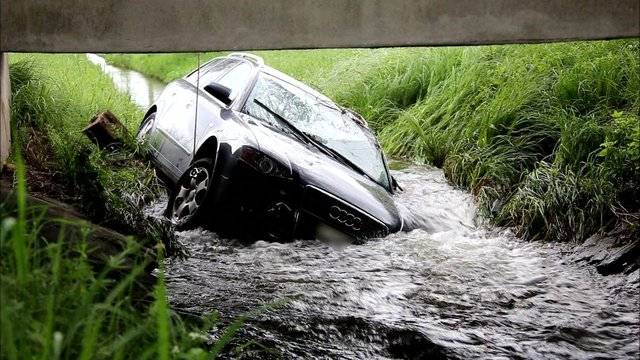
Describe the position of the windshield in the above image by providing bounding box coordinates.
[243,73,390,189]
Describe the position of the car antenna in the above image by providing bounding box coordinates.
[192,52,201,158]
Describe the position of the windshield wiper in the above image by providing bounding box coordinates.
[253,99,380,185]
[253,99,313,145]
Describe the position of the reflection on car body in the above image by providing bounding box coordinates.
[138,53,403,241]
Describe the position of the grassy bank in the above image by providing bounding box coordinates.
[8,54,158,231]
[325,40,639,241]
[2,54,244,358]
[106,40,640,242]
[1,158,239,359]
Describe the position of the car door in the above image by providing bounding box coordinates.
[154,59,238,178]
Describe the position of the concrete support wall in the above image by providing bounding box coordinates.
[2,0,638,53]
[0,53,9,168]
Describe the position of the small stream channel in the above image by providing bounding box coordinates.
[91,55,639,359]
[87,54,165,110]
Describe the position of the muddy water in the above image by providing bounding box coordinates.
[92,59,639,358]
[142,166,639,359]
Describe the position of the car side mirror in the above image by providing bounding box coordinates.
[392,176,403,192]
[204,83,232,106]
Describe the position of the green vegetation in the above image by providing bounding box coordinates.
[1,156,230,359]
[8,54,158,231]
[104,53,205,84]
[2,54,246,358]
[106,40,639,242]
[324,40,639,241]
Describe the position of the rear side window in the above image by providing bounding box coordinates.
[216,62,253,102]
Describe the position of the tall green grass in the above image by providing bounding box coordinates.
[1,156,237,359]
[9,54,167,235]
[325,40,639,241]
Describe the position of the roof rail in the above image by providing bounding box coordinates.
[228,52,264,66]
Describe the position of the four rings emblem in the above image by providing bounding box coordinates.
[329,205,362,231]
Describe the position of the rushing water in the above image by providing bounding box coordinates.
[145,166,639,359]
[94,58,639,359]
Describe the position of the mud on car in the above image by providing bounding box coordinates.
[138,53,403,241]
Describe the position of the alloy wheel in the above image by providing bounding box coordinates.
[137,114,155,141]
[171,166,210,224]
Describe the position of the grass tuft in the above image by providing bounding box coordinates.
[0,160,237,358]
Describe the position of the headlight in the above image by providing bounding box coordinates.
[238,146,292,179]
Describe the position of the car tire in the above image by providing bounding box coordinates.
[137,112,156,142]
[167,157,215,230]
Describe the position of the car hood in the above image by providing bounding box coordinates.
[246,120,401,231]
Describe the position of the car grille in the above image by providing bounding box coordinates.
[302,185,389,238]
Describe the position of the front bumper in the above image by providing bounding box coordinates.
[209,157,390,241]
[300,185,390,239]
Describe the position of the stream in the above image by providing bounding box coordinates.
[87,54,165,110]
[91,54,639,359]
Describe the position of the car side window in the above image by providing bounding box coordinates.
[216,62,253,102]
[186,58,237,88]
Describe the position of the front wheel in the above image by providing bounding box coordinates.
[167,158,215,230]
[137,112,156,142]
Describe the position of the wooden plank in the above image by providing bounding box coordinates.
[1,0,638,53]
[0,53,9,168]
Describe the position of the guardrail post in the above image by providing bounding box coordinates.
[0,52,10,169]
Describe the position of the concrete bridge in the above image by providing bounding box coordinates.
[1,0,639,165]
